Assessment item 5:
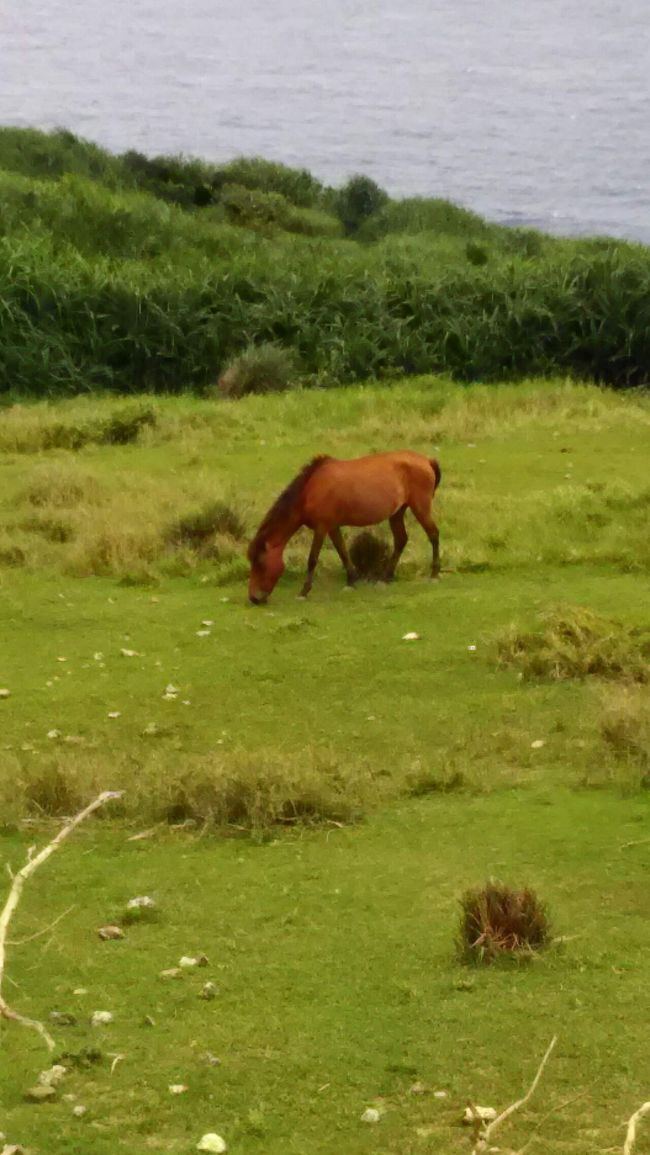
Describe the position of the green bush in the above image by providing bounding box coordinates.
[217,344,298,397]
[1,127,650,394]
[335,175,389,235]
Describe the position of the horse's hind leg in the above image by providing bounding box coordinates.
[329,527,358,586]
[385,506,408,580]
[409,499,440,578]
[299,527,326,598]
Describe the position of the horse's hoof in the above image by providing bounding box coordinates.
[297,594,308,601]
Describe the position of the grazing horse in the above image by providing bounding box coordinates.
[247,451,441,604]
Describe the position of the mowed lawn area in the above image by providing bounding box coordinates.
[1,378,649,1154]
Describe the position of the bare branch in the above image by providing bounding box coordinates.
[471,1036,558,1154]
[0,791,123,1052]
[623,1102,650,1155]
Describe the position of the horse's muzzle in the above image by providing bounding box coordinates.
[249,594,268,606]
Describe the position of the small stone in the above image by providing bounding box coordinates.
[199,982,218,1001]
[90,1011,114,1027]
[47,729,62,740]
[463,1105,497,1125]
[56,657,67,663]
[409,1081,426,1095]
[196,1136,227,1154]
[531,739,546,749]
[434,1090,448,1099]
[201,620,214,627]
[204,1053,221,1067]
[143,723,159,735]
[179,956,200,968]
[467,644,477,652]
[0,689,10,699]
[361,1107,381,1123]
[93,652,104,661]
[165,684,179,695]
[25,1085,57,1103]
[72,1105,87,1118]
[107,711,121,719]
[97,925,125,941]
[73,988,88,997]
[402,632,420,641]
[169,1084,188,1095]
[120,648,139,658]
[196,630,211,638]
[143,1014,156,1027]
[127,895,155,910]
[160,968,184,980]
[38,1065,66,1087]
[49,1011,77,1026]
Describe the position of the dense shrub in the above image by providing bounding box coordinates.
[217,344,298,397]
[1,128,650,394]
[335,175,389,235]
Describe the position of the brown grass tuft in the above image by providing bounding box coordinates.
[496,606,650,683]
[349,530,391,581]
[458,880,551,964]
[166,500,247,554]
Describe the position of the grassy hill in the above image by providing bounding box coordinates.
[1,127,649,395]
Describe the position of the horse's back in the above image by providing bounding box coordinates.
[301,450,438,528]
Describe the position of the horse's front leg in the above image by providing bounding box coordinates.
[329,527,358,586]
[299,528,326,598]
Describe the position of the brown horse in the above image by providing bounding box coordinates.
[247,451,441,604]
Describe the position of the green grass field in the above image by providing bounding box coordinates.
[1,379,650,1154]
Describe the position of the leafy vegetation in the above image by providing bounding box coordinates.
[1,128,650,395]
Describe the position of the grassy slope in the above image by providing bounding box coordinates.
[1,380,650,1153]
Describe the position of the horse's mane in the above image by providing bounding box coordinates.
[248,455,331,562]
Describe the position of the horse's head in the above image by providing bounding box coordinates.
[247,539,285,605]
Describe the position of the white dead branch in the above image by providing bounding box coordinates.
[623,1101,650,1155]
[0,791,122,1052]
[470,1035,557,1154]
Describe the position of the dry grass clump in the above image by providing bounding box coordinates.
[349,530,391,581]
[496,606,650,683]
[0,402,157,454]
[21,462,103,508]
[600,686,650,775]
[1,748,382,834]
[458,881,551,964]
[166,500,247,555]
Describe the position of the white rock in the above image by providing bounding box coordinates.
[107,711,121,719]
[47,729,62,740]
[467,644,477,652]
[531,739,546,749]
[73,988,88,996]
[402,632,420,641]
[38,1065,67,1087]
[201,620,214,627]
[0,689,10,699]
[120,648,139,658]
[165,684,179,695]
[93,652,104,661]
[72,1105,87,1118]
[196,1135,227,1153]
[361,1108,381,1123]
[127,895,155,909]
[179,956,199,968]
[463,1105,497,1125]
[169,1084,188,1095]
[90,1011,114,1027]
[196,630,211,638]
[433,1090,448,1099]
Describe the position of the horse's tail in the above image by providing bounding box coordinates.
[430,458,442,492]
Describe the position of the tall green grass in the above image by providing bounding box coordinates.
[1,128,650,395]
